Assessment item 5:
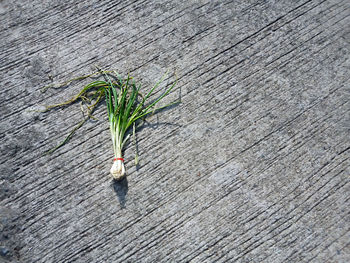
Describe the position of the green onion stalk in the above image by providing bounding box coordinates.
[43,68,177,180]
[103,71,176,180]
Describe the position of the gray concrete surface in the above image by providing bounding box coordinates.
[1,0,349,262]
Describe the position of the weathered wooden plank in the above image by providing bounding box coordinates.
[1,0,349,262]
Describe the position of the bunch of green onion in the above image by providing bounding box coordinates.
[43,68,177,180]
[104,71,176,179]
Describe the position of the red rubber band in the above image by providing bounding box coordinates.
[114,157,124,162]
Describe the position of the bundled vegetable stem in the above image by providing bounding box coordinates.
[104,70,176,179]
[43,68,177,180]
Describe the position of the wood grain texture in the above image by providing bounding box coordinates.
[1,0,349,262]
